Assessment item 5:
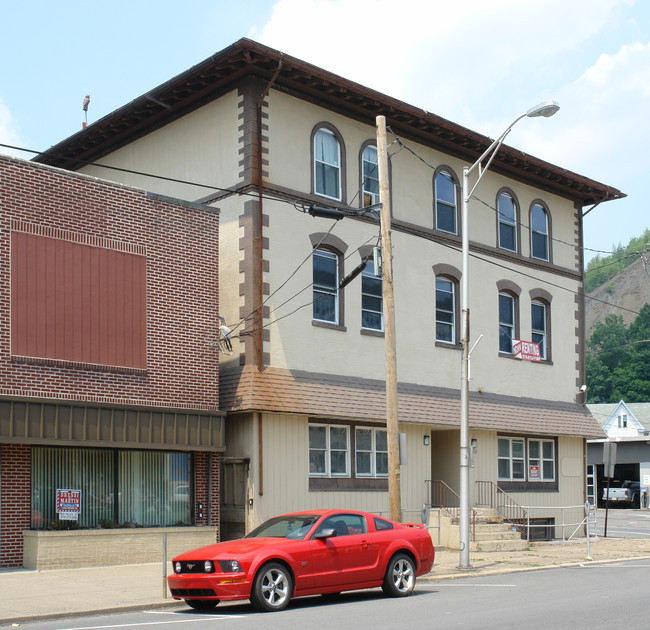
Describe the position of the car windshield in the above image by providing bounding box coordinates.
[246,515,320,540]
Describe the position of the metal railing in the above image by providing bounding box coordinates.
[475,480,528,536]
[426,479,476,541]
[520,504,598,542]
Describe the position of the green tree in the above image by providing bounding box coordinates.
[586,308,650,403]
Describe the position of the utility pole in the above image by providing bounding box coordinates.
[376,115,401,522]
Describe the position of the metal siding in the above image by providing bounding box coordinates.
[11,232,147,369]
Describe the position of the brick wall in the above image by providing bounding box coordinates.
[0,155,220,410]
[195,452,220,532]
[0,444,31,566]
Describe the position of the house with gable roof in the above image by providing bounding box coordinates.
[587,401,650,507]
[31,38,621,543]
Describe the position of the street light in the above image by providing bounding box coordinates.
[458,101,559,569]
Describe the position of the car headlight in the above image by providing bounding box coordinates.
[174,561,182,574]
[204,560,214,573]
[219,559,243,573]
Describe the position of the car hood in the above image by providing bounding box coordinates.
[174,537,298,560]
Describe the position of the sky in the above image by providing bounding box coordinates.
[1,0,649,264]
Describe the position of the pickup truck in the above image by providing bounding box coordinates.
[602,481,641,508]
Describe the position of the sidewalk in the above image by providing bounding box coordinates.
[2,537,650,625]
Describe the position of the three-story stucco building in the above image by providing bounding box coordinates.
[35,39,622,542]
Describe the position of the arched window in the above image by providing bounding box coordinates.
[497,191,518,252]
[361,257,383,331]
[313,248,340,324]
[433,264,461,345]
[434,169,458,234]
[313,127,342,200]
[530,202,549,261]
[498,291,518,354]
[361,144,379,207]
[436,277,456,343]
[531,299,549,361]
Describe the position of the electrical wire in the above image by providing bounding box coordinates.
[385,130,630,261]
[0,142,311,211]
[4,141,638,334]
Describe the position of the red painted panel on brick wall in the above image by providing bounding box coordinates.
[11,232,147,369]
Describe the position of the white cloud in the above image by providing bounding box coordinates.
[518,40,650,184]
[252,0,646,256]
[252,0,634,129]
[0,97,23,158]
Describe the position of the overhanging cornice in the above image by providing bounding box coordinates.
[34,38,624,207]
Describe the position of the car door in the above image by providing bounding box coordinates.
[308,514,381,588]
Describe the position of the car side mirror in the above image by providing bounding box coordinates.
[314,528,337,540]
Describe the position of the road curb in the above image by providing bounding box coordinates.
[420,554,650,582]
[0,599,184,627]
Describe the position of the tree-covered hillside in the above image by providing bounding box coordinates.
[585,229,650,293]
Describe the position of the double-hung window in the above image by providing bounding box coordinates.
[314,128,341,200]
[355,428,388,477]
[361,259,383,331]
[362,145,379,207]
[309,424,349,477]
[530,203,549,261]
[528,439,555,481]
[498,437,556,483]
[499,293,515,354]
[498,438,525,480]
[435,170,457,234]
[436,277,455,343]
[531,300,547,360]
[498,192,517,252]
[313,249,339,324]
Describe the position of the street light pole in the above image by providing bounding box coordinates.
[458,101,559,569]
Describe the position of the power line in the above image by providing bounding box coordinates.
[386,130,629,261]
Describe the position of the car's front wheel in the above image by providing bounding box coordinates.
[382,553,416,597]
[185,599,219,610]
[251,562,293,612]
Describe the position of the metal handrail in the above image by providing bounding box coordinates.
[475,480,528,537]
[426,479,476,541]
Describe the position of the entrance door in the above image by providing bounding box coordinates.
[220,458,249,541]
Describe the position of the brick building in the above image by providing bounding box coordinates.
[0,155,224,567]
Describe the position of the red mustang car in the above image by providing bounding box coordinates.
[168,509,435,612]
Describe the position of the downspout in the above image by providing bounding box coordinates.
[255,57,283,370]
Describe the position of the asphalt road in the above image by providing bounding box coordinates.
[595,507,650,538]
[16,558,650,630]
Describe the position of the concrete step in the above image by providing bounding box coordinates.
[473,528,524,542]
[470,538,529,552]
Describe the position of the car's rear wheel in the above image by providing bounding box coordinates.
[251,562,293,612]
[185,599,219,610]
[382,553,416,597]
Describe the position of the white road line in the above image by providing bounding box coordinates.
[144,611,245,618]
[57,615,245,630]
[421,584,516,588]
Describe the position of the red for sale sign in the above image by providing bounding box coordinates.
[56,489,81,520]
